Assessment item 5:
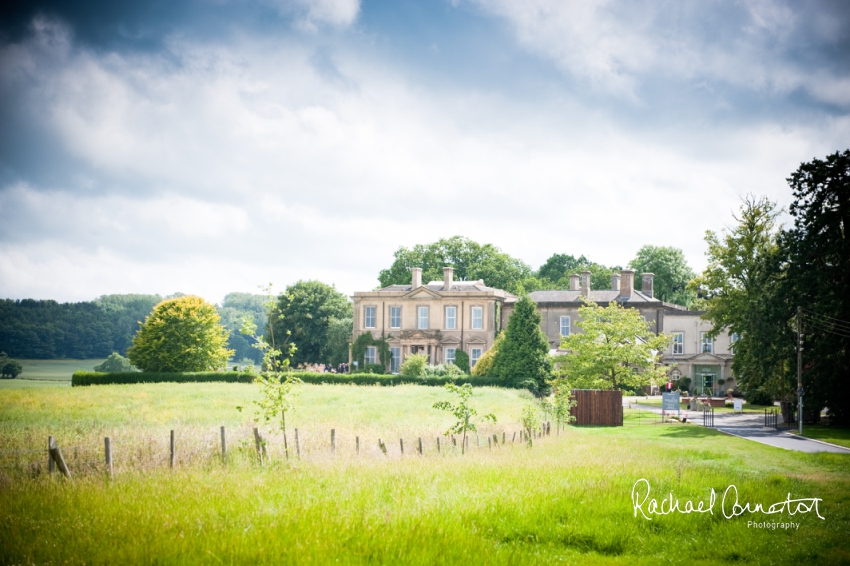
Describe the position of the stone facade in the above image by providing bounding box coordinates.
[350,267,514,373]
[352,266,736,393]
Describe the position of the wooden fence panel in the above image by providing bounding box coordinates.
[570,389,623,426]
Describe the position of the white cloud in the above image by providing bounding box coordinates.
[468,0,850,105]
[263,0,361,30]
[1,14,848,303]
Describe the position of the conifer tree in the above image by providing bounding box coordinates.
[490,295,551,392]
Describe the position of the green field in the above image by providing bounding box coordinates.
[788,425,850,450]
[0,358,105,389]
[1,383,848,565]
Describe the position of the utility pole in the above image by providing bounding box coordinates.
[797,306,803,436]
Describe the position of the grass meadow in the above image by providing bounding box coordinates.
[1,381,849,565]
[0,359,104,389]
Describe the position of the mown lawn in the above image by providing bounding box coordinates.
[1,382,848,565]
[789,424,850,450]
[0,359,104,389]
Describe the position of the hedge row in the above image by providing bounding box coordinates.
[71,371,519,388]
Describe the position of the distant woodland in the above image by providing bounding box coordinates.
[0,293,266,361]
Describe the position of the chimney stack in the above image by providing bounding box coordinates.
[611,273,621,291]
[580,270,591,297]
[411,267,422,289]
[620,269,635,298]
[641,273,655,298]
[443,267,454,291]
[569,274,580,291]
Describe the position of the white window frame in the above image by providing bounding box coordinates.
[672,332,684,355]
[470,347,483,367]
[471,306,483,330]
[364,346,377,365]
[445,348,456,365]
[417,306,429,329]
[364,306,376,329]
[701,332,713,354]
[559,316,570,337]
[390,347,401,373]
[390,306,401,329]
[445,306,457,330]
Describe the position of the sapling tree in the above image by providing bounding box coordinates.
[433,383,496,455]
[551,385,576,434]
[520,404,541,447]
[238,284,301,459]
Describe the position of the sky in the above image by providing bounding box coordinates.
[1,0,848,304]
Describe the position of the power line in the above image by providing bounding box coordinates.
[800,308,850,330]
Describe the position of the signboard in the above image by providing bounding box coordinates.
[733,399,743,413]
[662,392,680,411]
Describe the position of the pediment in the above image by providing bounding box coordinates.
[466,336,487,344]
[440,336,461,344]
[404,287,441,299]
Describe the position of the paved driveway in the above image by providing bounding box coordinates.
[625,398,850,454]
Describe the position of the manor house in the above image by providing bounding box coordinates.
[351,267,735,394]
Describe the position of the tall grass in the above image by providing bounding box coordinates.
[0,383,848,564]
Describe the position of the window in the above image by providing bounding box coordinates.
[559,316,570,337]
[390,306,401,329]
[365,346,377,365]
[445,348,456,365]
[471,306,483,329]
[701,332,713,354]
[672,332,684,355]
[730,333,740,349]
[390,347,401,373]
[364,306,376,329]
[445,306,457,330]
[418,306,429,329]
[471,348,482,367]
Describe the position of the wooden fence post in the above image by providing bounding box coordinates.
[170,430,176,469]
[295,428,301,458]
[378,439,387,455]
[437,437,441,454]
[418,437,423,455]
[104,437,113,481]
[220,426,227,464]
[399,439,404,455]
[502,432,505,445]
[488,437,492,450]
[512,431,516,443]
[331,429,336,454]
[356,436,360,456]
[49,444,71,480]
[253,427,264,466]
[492,434,498,447]
[48,436,55,475]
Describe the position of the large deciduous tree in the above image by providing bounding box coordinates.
[688,196,794,403]
[782,149,850,424]
[271,281,352,366]
[536,253,621,291]
[378,236,533,294]
[556,299,669,391]
[628,245,697,307]
[127,296,233,372]
[489,296,551,392]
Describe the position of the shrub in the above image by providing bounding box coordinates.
[745,387,774,406]
[399,354,428,377]
[454,350,470,374]
[423,363,465,378]
[93,353,136,373]
[471,332,503,377]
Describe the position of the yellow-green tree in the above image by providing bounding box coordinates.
[128,296,233,372]
[556,299,669,391]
